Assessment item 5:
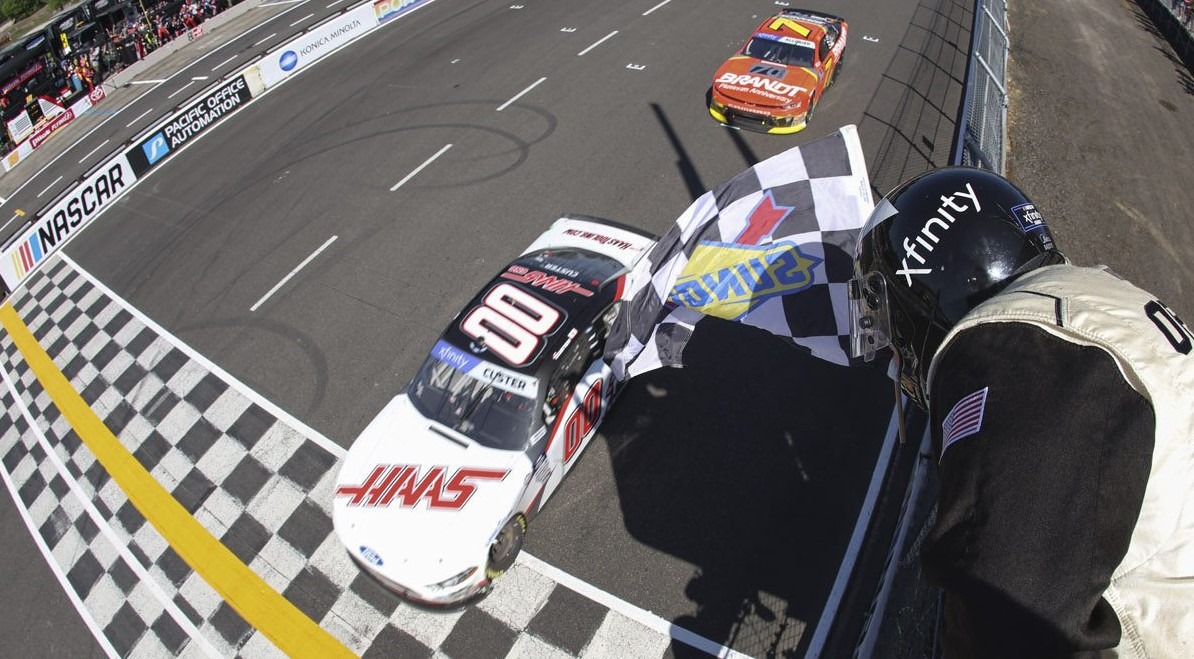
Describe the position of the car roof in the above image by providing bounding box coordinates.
[754,11,830,43]
[436,248,624,380]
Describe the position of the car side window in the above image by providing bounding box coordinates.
[542,303,619,425]
[543,338,588,425]
[820,35,833,61]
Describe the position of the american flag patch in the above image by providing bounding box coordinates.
[940,387,989,462]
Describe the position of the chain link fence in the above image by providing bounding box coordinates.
[952,0,1008,172]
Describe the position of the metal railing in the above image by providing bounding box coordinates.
[951,0,1009,172]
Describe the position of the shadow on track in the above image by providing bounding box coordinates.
[599,317,894,657]
[860,0,972,196]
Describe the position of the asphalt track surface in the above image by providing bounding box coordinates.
[3,0,1190,656]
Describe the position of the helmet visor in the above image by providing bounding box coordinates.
[848,271,893,362]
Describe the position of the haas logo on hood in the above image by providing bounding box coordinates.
[337,465,509,510]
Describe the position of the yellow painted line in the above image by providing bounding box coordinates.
[0,303,355,659]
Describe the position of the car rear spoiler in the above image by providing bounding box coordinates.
[779,8,845,24]
[521,214,657,270]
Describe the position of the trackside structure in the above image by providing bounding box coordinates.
[952,0,1008,171]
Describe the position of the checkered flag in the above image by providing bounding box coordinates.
[607,124,874,380]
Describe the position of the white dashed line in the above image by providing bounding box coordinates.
[212,55,238,71]
[167,80,197,99]
[578,30,618,56]
[391,143,453,191]
[250,235,339,312]
[37,176,63,198]
[126,107,155,128]
[254,33,278,47]
[77,139,111,165]
[496,77,546,111]
[289,13,314,27]
[642,0,673,16]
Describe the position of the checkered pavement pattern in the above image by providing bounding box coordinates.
[0,255,676,658]
[607,125,874,380]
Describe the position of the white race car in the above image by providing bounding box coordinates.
[333,215,655,606]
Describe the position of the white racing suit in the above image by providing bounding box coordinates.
[923,264,1193,658]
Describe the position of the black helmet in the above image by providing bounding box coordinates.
[849,167,1064,410]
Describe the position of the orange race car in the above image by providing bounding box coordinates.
[708,9,848,134]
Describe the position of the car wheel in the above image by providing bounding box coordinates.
[486,515,526,579]
[805,95,816,126]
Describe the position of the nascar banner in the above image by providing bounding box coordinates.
[0,154,137,290]
[606,124,874,380]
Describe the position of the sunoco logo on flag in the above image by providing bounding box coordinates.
[667,241,821,320]
[606,124,875,380]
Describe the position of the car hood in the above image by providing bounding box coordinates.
[712,56,816,108]
[332,394,532,584]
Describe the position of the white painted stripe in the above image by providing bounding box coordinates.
[390,144,452,191]
[261,0,306,5]
[577,30,618,56]
[326,0,345,6]
[129,79,167,84]
[0,425,120,658]
[804,401,904,655]
[77,139,110,165]
[289,13,314,27]
[167,80,197,99]
[211,55,238,71]
[58,253,347,459]
[496,77,546,112]
[0,367,222,659]
[251,235,338,312]
[126,107,154,128]
[0,213,20,234]
[253,33,278,47]
[192,76,209,81]
[519,552,750,659]
[642,0,673,16]
[37,175,63,198]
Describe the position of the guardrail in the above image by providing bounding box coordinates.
[951,0,1008,172]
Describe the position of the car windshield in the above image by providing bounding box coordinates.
[744,35,816,67]
[407,342,538,451]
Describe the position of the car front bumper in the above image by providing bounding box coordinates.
[708,101,807,135]
[349,552,492,608]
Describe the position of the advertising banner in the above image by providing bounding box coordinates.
[126,75,253,176]
[257,4,379,88]
[3,88,106,172]
[373,0,434,24]
[0,154,137,289]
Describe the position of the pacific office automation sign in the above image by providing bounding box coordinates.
[258,4,379,88]
[127,76,253,176]
[1,155,137,289]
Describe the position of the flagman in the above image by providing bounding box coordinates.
[849,167,1194,657]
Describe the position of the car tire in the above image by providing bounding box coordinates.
[805,95,816,126]
[486,515,526,579]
